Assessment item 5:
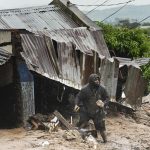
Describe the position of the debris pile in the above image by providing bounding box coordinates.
[27,110,100,148]
[27,112,60,132]
[133,94,150,126]
[62,130,81,141]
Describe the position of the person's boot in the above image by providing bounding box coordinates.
[100,131,107,143]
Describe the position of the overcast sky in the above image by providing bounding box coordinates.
[0,0,150,10]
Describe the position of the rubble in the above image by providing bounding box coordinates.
[133,94,150,126]
[27,113,60,132]
[85,135,98,149]
[53,110,74,130]
[62,130,82,141]
[0,113,150,150]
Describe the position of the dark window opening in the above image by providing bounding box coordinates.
[0,83,19,128]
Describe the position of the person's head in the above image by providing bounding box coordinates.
[88,73,101,87]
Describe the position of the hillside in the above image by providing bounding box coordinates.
[85,5,150,23]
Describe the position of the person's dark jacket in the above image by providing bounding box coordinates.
[75,74,109,115]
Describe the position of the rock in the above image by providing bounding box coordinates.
[62,130,81,141]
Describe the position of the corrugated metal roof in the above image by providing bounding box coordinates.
[0,5,110,58]
[20,27,110,89]
[20,33,81,89]
[0,5,78,30]
[33,27,110,57]
[0,47,12,65]
[115,57,150,68]
[20,34,58,76]
[34,28,95,55]
[115,57,132,63]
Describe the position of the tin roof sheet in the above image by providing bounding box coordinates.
[0,5,78,30]
[133,58,150,66]
[115,57,150,68]
[124,66,146,108]
[33,27,110,57]
[21,33,81,89]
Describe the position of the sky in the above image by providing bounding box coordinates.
[71,0,150,10]
[0,0,150,10]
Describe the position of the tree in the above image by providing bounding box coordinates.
[96,22,150,58]
[96,22,150,92]
[117,19,140,28]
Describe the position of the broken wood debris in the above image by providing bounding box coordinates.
[53,110,75,130]
[27,110,76,132]
[27,110,85,143]
[62,130,81,141]
[108,101,135,115]
[27,113,59,132]
[27,116,49,131]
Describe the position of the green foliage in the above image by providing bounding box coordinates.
[142,63,150,80]
[143,28,150,36]
[96,21,150,92]
[141,63,150,92]
[96,22,150,58]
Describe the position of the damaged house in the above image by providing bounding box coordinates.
[0,0,148,128]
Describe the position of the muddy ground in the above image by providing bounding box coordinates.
[0,113,150,150]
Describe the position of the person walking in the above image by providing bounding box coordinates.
[74,73,109,143]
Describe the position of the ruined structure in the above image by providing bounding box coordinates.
[0,0,148,128]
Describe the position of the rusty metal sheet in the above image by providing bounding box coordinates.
[99,58,119,101]
[0,5,78,30]
[0,47,12,65]
[56,42,81,86]
[33,27,109,57]
[0,5,110,58]
[21,34,58,77]
[20,34,81,89]
[90,30,110,58]
[20,26,110,89]
[124,66,146,108]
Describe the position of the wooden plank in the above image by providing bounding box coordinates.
[53,110,74,130]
